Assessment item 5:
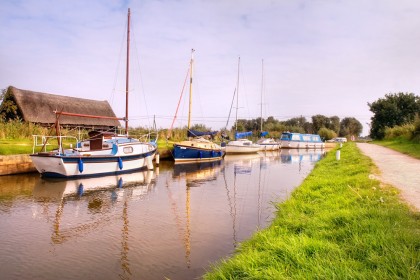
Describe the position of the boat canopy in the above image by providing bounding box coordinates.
[260,131,269,137]
[188,129,218,138]
[235,131,252,140]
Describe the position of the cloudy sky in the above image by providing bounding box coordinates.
[2,0,420,136]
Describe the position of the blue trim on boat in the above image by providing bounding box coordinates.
[41,166,151,179]
[173,145,225,162]
[34,149,157,164]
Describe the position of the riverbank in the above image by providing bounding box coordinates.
[204,142,420,279]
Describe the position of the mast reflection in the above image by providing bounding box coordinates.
[171,160,224,268]
[32,170,158,280]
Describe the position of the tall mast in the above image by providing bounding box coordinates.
[125,8,131,135]
[187,49,194,130]
[235,56,240,131]
[260,59,264,132]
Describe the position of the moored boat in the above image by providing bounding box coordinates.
[257,136,280,151]
[280,132,325,149]
[225,132,261,154]
[173,49,225,163]
[30,8,157,178]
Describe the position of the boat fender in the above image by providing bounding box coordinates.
[77,183,84,197]
[78,158,84,173]
[199,151,203,159]
[146,156,154,170]
[118,157,123,170]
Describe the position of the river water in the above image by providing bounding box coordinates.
[0,149,324,280]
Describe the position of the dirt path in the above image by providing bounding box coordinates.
[357,143,420,211]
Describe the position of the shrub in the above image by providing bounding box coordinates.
[318,127,337,141]
[384,124,414,140]
[411,115,420,142]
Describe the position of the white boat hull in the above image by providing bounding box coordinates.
[225,139,261,154]
[31,142,156,178]
[280,141,325,149]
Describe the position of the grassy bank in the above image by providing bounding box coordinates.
[373,138,420,159]
[204,142,420,279]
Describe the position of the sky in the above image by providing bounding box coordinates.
[2,0,420,136]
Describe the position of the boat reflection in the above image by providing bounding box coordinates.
[33,169,157,200]
[31,169,158,280]
[224,153,262,175]
[172,160,223,187]
[280,149,325,164]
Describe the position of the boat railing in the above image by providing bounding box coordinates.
[32,135,79,154]
[133,131,159,145]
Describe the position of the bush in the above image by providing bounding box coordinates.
[411,115,420,142]
[318,127,337,140]
[384,124,414,140]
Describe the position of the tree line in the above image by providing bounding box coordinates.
[227,115,362,140]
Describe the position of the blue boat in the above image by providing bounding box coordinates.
[173,50,225,163]
[280,132,325,149]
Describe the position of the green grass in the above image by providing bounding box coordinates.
[373,138,420,159]
[204,142,420,279]
[0,139,33,155]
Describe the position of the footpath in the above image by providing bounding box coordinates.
[357,143,420,211]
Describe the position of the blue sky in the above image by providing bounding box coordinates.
[2,0,420,136]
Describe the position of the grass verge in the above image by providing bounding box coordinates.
[204,142,420,279]
[0,139,33,155]
[373,138,420,160]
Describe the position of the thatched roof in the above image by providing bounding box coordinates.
[5,86,121,128]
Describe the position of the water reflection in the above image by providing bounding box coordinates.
[0,150,325,280]
[31,170,157,280]
[280,149,325,164]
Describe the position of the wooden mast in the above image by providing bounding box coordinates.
[187,49,194,130]
[260,59,264,132]
[235,57,240,132]
[125,8,131,135]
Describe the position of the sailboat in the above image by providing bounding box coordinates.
[225,57,261,154]
[257,59,280,151]
[172,49,225,163]
[30,8,157,178]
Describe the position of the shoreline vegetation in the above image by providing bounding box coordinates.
[203,142,420,279]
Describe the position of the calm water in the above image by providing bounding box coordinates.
[0,149,324,280]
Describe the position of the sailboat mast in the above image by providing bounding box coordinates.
[235,57,240,131]
[187,49,194,130]
[125,8,131,135]
[260,59,264,132]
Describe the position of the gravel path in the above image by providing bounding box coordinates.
[357,143,420,211]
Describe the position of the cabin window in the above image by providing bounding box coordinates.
[280,134,290,140]
[292,135,301,141]
[302,135,311,141]
[123,147,133,154]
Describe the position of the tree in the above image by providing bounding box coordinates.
[339,117,363,137]
[328,116,340,134]
[311,114,328,132]
[368,93,420,139]
[0,87,20,121]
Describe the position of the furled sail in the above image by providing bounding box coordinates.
[235,131,252,140]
